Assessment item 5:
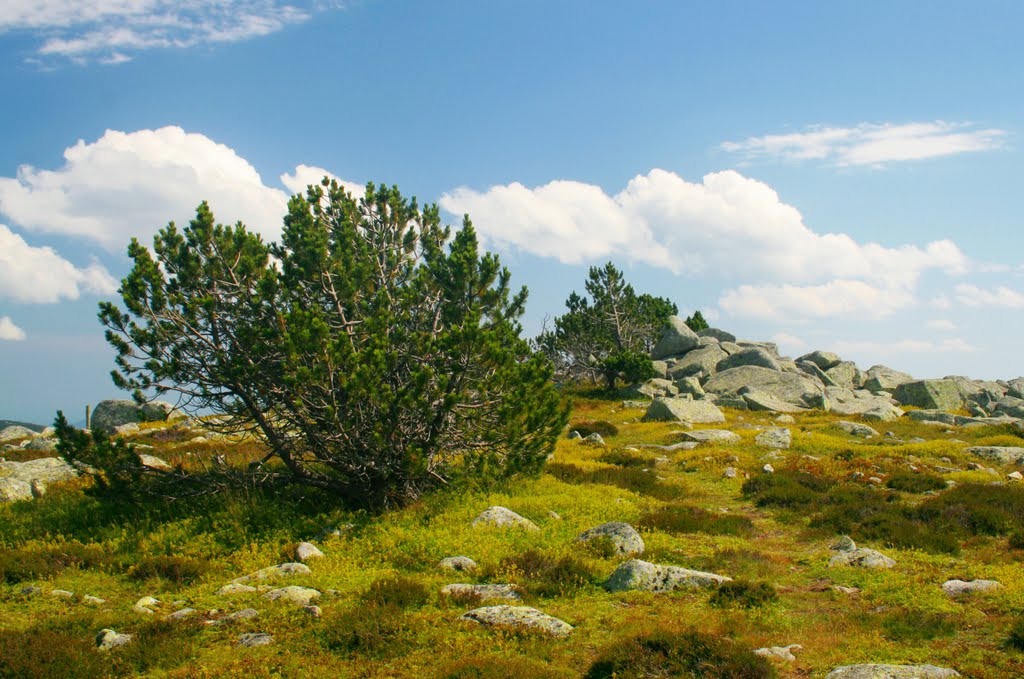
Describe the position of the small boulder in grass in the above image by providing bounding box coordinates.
[237,632,274,648]
[461,605,573,638]
[941,579,1002,596]
[824,664,959,678]
[96,629,132,651]
[295,542,324,562]
[232,562,311,583]
[754,644,801,661]
[574,522,645,556]
[471,506,539,531]
[439,556,477,572]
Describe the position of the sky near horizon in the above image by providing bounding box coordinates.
[0,1,1022,424]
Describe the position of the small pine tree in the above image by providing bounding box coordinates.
[685,311,709,332]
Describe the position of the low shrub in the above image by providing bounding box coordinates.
[638,504,754,536]
[886,471,947,493]
[915,483,1024,537]
[317,602,416,658]
[584,628,775,678]
[127,555,210,585]
[546,463,678,500]
[440,654,573,678]
[362,576,431,609]
[881,609,957,642]
[0,541,122,584]
[495,549,594,598]
[1009,531,1024,550]
[569,420,619,439]
[1006,616,1024,651]
[597,449,652,468]
[741,470,834,509]
[708,580,778,609]
[0,627,107,678]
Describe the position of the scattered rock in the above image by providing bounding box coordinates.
[862,365,915,392]
[233,563,311,584]
[836,421,879,438]
[833,585,861,595]
[218,583,258,596]
[237,632,274,648]
[828,537,895,569]
[755,428,791,449]
[50,589,74,598]
[941,579,1002,596]
[762,464,775,474]
[775,414,795,424]
[295,542,324,562]
[966,446,1024,465]
[96,628,132,651]
[471,506,539,530]
[314,524,354,542]
[651,316,700,360]
[583,432,606,446]
[212,608,259,625]
[440,556,478,572]
[83,595,106,605]
[167,608,197,620]
[604,559,731,593]
[825,664,959,679]
[628,378,679,399]
[263,586,321,606]
[0,425,37,442]
[90,399,183,434]
[677,429,740,444]
[441,584,521,601]
[133,596,161,614]
[461,605,573,638]
[1010,471,1023,481]
[303,605,322,618]
[574,522,644,556]
[754,644,801,661]
[697,327,736,343]
[717,346,781,373]
[642,397,725,424]
[567,430,582,440]
[893,380,964,411]
[704,366,823,411]
[723,467,738,479]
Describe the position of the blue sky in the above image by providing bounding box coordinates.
[1,1,1022,424]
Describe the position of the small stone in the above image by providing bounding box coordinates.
[263,586,321,606]
[439,556,477,572]
[567,430,582,440]
[232,562,311,584]
[583,432,606,446]
[167,608,197,620]
[941,579,1002,596]
[762,464,774,474]
[82,595,106,605]
[96,628,132,651]
[833,585,861,595]
[19,586,41,596]
[314,524,354,542]
[471,506,539,530]
[723,467,738,479]
[774,414,796,424]
[441,584,521,601]
[868,476,883,485]
[1009,471,1023,481]
[49,589,74,598]
[237,632,274,648]
[754,644,801,661]
[218,583,258,595]
[832,536,857,552]
[212,608,259,626]
[133,596,160,614]
[295,542,324,562]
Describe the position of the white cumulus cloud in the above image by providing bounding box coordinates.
[0,316,26,341]
[0,224,116,303]
[719,280,916,320]
[280,164,364,199]
[722,121,1006,167]
[2,0,324,64]
[832,337,977,356]
[954,284,1024,309]
[0,127,308,250]
[925,319,957,331]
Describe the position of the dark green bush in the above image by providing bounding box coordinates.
[881,609,957,642]
[0,627,107,678]
[0,541,122,584]
[1009,531,1024,550]
[886,471,947,493]
[127,555,210,585]
[569,420,619,439]
[914,483,1024,537]
[546,462,678,500]
[317,603,415,658]
[741,470,834,509]
[497,549,594,598]
[1006,616,1024,651]
[362,576,430,609]
[584,628,775,678]
[638,504,754,536]
[708,580,778,609]
[597,449,652,468]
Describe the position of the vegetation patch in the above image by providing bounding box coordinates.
[741,469,835,508]
[0,541,123,584]
[708,580,779,609]
[317,603,419,658]
[886,471,947,493]
[126,554,211,586]
[569,420,619,439]
[597,448,653,468]
[583,628,776,678]
[638,504,754,536]
[881,609,957,642]
[489,549,594,598]
[362,576,431,609]
[546,462,678,500]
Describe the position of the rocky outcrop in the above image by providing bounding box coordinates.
[755,428,791,449]
[941,579,1001,596]
[666,345,728,380]
[90,399,184,434]
[0,458,78,503]
[677,429,741,444]
[651,316,700,360]
[697,328,736,342]
[862,365,915,392]
[966,446,1024,465]
[716,347,781,373]
[0,425,37,442]
[892,379,964,411]
[703,366,823,411]
[574,522,644,556]
[439,556,477,572]
[642,398,725,424]
[604,559,731,592]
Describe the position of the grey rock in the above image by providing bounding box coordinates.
[96,628,132,651]
[717,347,781,373]
[90,399,183,434]
[797,360,835,386]
[994,396,1024,419]
[584,432,606,446]
[50,589,74,598]
[461,605,573,638]
[237,632,274,648]
[218,583,258,595]
[22,437,57,452]
[627,378,678,399]
[941,579,1002,596]
[893,379,964,411]
[604,559,731,592]
[0,477,31,502]
[755,428,791,449]
[642,398,725,424]
[114,423,140,436]
[704,366,823,410]
[441,583,521,601]
[907,410,958,425]
[825,361,864,390]
[824,664,959,679]
[263,586,321,606]
[754,644,802,661]
[762,463,775,473]
[567,430,582,440]
[439,556,478,572]
[775,414,796,424]
[472,506,539,530]
[666,345,728,380]
[742,390,809,413]
[651,360,669,379]
[314,523,355,542]
[303,605,322,618]
[0,457,78,486]
[737,340,779,357]
[19,586,41,596]
[966,446,1024,465]
[0,425,36,442]
[862,365,915,392]
[828,537,895,569]
[651,316,700,360]
[133,596,160,614]
[82,595,106,605]
[677,429,740,444]
[674,375,705,398]
[797,350,842,371]
[723,467,738,478]
[138,454,172,470]
[863,404,905,422]
[167,607,197,620]
[213,608,259,625]
[574,521,644,556]
[697,327,736,342]
[232,563,311,584]
[836,421,879,437]
[295,542,324,562]
[825,387,903,420]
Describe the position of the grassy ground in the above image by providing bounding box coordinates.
[2,396,1024,677]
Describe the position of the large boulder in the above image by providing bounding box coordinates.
[0,425,37,442]
[627,378,678,399]
[666,345,728,380]
[893,379,964,411]
[824,387,903,420]
[90,400,183,434]
[704,366,823,410]
[825,361,863,390]
[677,429,741,444]
[862,365,914,392]
[797,350,842,371]
[642,398,725,424]
[737,340,779,357]
[716,347,781,373]
[828,537,895,569]
[0,458,78,502]
[993,396,1024,419]
[697,327,736,342]
[743,391,808,413]
[944,375,1006,406]
[604,559,731,592]
[472,506,539,530]
[966,446,1024,465]
[651,316,700,360]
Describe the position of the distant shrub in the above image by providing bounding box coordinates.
[886,471,947,493]
[1009,531,1024,550]
[914,483,1024,537]
[584,628,775,678]
[741,470,834,509]
[441,654,573,678]
[709,580,778,609]
[1006,616,1024,651]
[0,627,107,678]
[597,449,652,468]
[362,576,431,609]
[0,541,121,584]
[638,504,754,536]
[495,549,594,598]
[881,609,957,642]
[546,462,678,500]
[811,486,899,534]
[694,549,778,581]
[569,420,619,438]
[127,555,210,585]
[318,603,415,658]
